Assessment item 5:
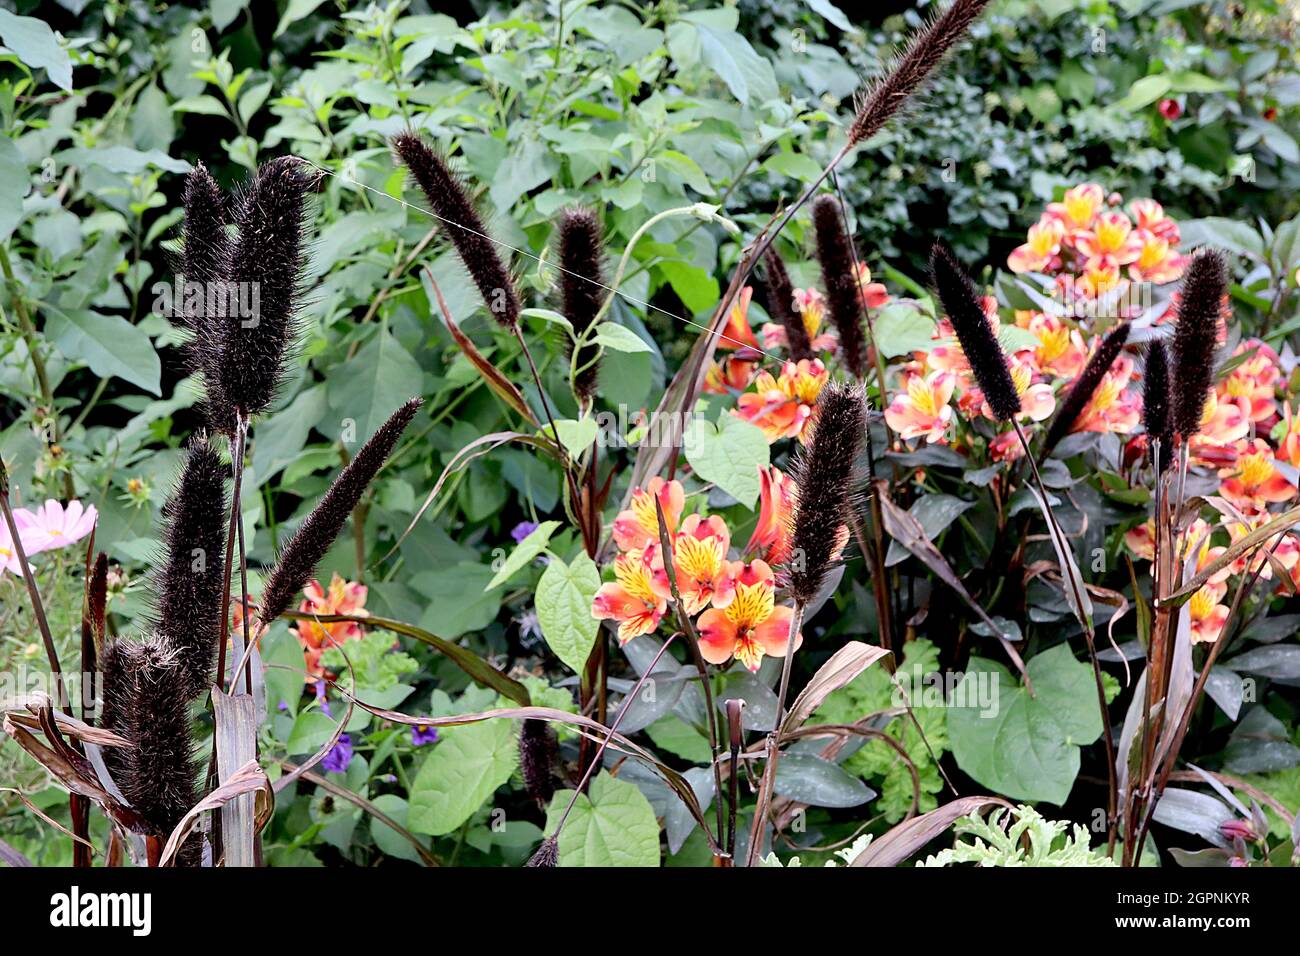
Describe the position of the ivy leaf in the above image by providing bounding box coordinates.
[486,520,560,590]
[408,717,518,836]
[536,553,601,673]
[948,645,1102,805]
[683,413,769,508]
[543,771,661,866]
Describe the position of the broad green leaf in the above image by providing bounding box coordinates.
[275,0,328,36]
[326,329,424,443]
[286,711,339,755]
[694,24,777,105]
[1179,217,1266,261]
[0,136,29,241]
[1113,74,1171,111]
[252,386,327,483]
[874,302,936,358]
[0,8,73,91]
[595,323,652,353]
[948,645,1102,805]
[683,413,769,508]
[544,771,660,866]
[542,417,599,456]
[486,520,561,590]
[45,307,162,395]
[408,717,518,835]
[536,553,601,673]
[413,563,503,639]
[368,794,426,863]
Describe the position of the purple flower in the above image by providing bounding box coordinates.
[322,733,353,774]
[511,521,539,544]
[412,724,439,746]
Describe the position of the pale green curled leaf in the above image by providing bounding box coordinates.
[486,520,561,590]
[536,553,601,673]
[683,412,769,507]
[408,717,518,836]
[0,8,74,91]
[918,804,1116,867]
[948,645,1103,805]
[543,771,660,866]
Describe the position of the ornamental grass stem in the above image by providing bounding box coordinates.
[1015,419,1118,853]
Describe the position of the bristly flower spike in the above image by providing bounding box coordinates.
[812,195,868,378]
[1169,249,1228,443]
[557,207,606,404]
[99,636,202,865]
[213,155,314,429]
[1143,340,1173,467]
[929,242,1021,422]
[392,132,521,329]
[763,247,813,362]
[786,382,867,606]
[151,437,228,700]
[258,398,423,625]
[519,719,558,808]
[847,0,993,147]
[1042,322,1130,454]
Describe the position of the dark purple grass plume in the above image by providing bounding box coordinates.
[812,195,868,378]
[1043,322,1130,455]
[1170,249,1228,443]
[519,719,558,807]
[847,0,993,147]
[786,383,867,606]
[526,835,559,867]
[392,132,521,329]
[210,156,314,429]
[929,242,1021,422]
[1143,340,1173,467]
[99,637,201,866]
[179,164,234,430]
[762,247,813,362]
[558,207,606,403]
[259,398,423,625]
[151,437,228,700]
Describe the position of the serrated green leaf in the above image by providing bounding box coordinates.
[408,718,518,836]
[486,520,560,590]
[683,413,769,507]
[536,553,601,673]
[544,771,660,866]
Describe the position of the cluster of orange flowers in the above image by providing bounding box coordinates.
[1127,337,1300,644]
[1007,183,1187,298]
[589,474,804,671]
[704,265,889,443]
[885,186,1192,459]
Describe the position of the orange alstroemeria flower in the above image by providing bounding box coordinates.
[854,263,891,309]
[1279,404,1300,468]
[885,369,955,443]
[1217,338,1281,424]
[1067,354,1140,436]
[761,287,838,353]
[1189,584,1230,646]
[746,465,797,564]
[1129,198,1180,244]
[1074,211,1143,266]
[1021,311,1087,379]
[650,513,736,615]
[696,560,801,672]
[292,574,369,681]
[704,355,758,394]
[734,359,829,442]
[591,550,668,644]
[1047,183,1105,231]
[611,477,685,552]
[718,285,759,350]
[1128,230,1185,284]
[1008,217,1066,274]
[1219,438,1296,512]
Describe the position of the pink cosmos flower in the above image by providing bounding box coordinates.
[16,500,97,554]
